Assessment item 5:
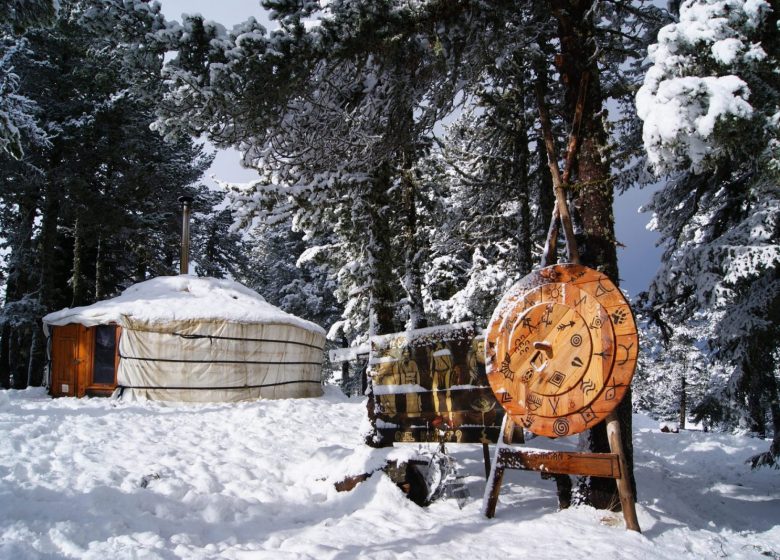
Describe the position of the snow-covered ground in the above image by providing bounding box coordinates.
[0,387,777,559]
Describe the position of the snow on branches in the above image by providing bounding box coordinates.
[636,0,773,173]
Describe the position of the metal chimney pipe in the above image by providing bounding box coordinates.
[178,195,193,275]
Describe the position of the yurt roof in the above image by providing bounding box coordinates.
[42,275,325,335]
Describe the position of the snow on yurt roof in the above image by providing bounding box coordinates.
[43,275,325,335]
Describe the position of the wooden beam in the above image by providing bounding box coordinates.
[537,72,589,267]
[496,447,621,479]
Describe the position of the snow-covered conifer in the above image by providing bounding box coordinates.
[636,0,780,466]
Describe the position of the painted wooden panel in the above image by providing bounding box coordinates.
[368,323,505,444]
[485,264,639,438]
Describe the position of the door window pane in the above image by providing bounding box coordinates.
[92,325,117,385]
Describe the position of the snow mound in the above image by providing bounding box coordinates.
[42,275,325,334]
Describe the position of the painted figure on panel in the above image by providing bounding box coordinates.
[373,349,400,416]
[467,337,486,384]
[398,347,421,416]
[430,342,454,421]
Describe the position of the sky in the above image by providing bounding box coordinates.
[157,0,664,298]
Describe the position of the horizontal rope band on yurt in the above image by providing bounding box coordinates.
[118,354,323,366]
[170,332,324,350]
[117,380,322,391]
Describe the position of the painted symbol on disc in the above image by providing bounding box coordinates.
[549,371,566,388]
[580,407,597,424]
[611,308,628,325]
[553,418,570,437]
[581,379,596,396]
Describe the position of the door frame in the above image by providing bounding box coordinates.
[49,323,120,397]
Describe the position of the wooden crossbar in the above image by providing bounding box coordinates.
[493,447,621,479]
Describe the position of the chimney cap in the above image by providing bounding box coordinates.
[178,195,194,204]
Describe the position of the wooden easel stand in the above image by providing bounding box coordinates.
[482,414,640,532]
[483,71,641,532]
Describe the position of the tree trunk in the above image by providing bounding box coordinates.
[744,356,766,436]
[39,183,60,311]
[364,166,397,448]
[747,335,780,467]
[366,165,398,338]
[511,103,533,276]
[27,326,45,387]
[766,369,780,464]
[1,194,38,389]
[551,0,635,508]
[11,330,30,389]
[396,102,428,331]
[71,216,88,307]
[0,325,11,389]
[339,334,352,395]
[95,234,104,301]
[400,167,428,330]
[30,182,63,388]
[532,59,557,266]
[679,373,687,430]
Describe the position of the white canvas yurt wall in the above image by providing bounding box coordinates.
[43,276,326,402]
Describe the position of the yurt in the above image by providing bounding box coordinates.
[42,275,326,402]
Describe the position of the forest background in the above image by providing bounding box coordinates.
[0,0,778,497]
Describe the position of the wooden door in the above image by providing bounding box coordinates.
[50,324,81,397]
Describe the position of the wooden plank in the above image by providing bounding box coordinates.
[482,442,491,479]
[329,343,370,363]
[496,447,621,479]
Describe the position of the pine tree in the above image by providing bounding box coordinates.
[0,0,57,31]
[636,0,780,467]
[0,0,215,388]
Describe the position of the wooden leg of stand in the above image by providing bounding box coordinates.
[502,416,517,444]
[606,412,641,532]
[482,442,491,480]
[483,465,505,519]
[483,415,516,518]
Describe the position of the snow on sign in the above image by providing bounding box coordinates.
[485,264,638,437]
[368,322,505,444]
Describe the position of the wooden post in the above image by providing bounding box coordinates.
[606,412,641,532]
[537,73,589,267]
[537,92,578,265]
[482,415,513,518]
[483,442,491,479]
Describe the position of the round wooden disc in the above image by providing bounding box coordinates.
[485,264,638,438]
